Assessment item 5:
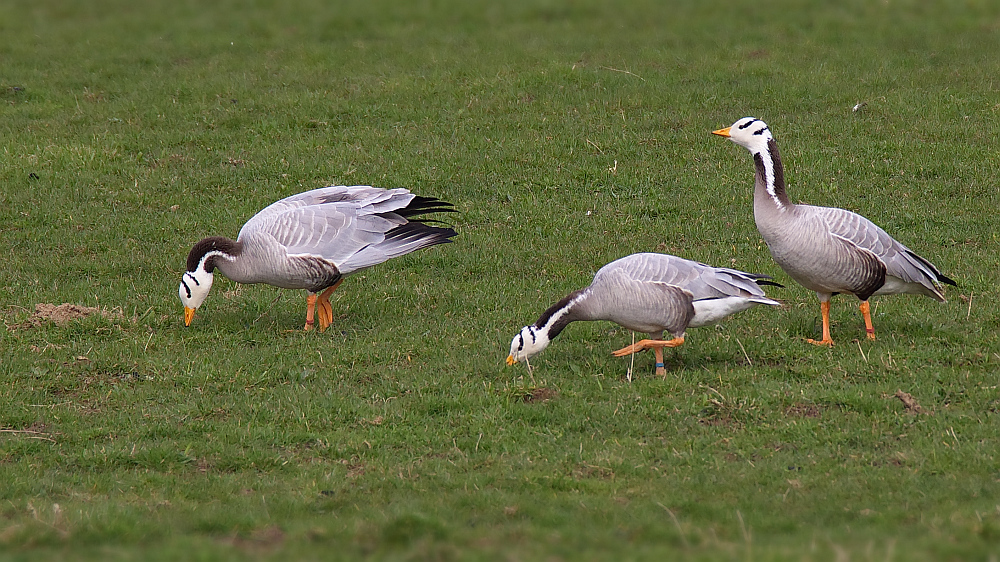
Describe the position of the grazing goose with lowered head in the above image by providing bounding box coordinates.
[506,253,781,375]
[179,185,456,330]
[713,118,955,345]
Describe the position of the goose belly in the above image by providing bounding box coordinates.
[267,257,342,290]
[603,313,674,335]
[873,275,938,298]
[689,297,762,328]
[599,307,690,337]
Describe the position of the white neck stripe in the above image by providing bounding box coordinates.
[198,250,234,271]
[756,148,784,210]
[540,291,588,332]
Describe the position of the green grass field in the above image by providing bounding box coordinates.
[2,0,1000,559]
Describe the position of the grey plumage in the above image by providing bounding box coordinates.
[715,117,955,344]
[573,253,779,335]
[766,204,949,300]
[506,253,781,371]
[179,185,456,329]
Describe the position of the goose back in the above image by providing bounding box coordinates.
[575,253,776,337]
[239,186,414,268]
[218,185,455,289]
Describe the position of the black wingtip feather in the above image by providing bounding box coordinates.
[383,222,458,246]
[903,249,956,287]
[396,195,457,218]
[378,194,458,247]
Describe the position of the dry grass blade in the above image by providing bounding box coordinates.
[0,429,57,443]
[598,66,645,81]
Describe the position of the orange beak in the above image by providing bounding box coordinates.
[184,306,196,327]
[505,355,517,366]
[712,126,732,137]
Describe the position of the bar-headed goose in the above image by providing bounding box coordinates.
[506,253,781,375]
[713,118,955,345]
[179,185,456,330]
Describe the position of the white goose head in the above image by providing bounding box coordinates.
[179,266,214,326]
[179,237,240,326]
[713,117,772,153]
[714,117,788,210]
[506,325,551,365]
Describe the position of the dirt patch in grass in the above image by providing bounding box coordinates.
[12,303,124,328]
[699,397,748,428]
[521,387,558,403]
[894,390,927,414]
[723,452,762,463]
[871,456,906,468]
[328,457,366,478]
[785,403,822,418]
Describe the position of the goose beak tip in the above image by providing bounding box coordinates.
[183,307,196,327]
[505,355,517,366]
[712,127,732,137]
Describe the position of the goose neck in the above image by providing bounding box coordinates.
[534,289,587,340]
[187,236,244,275]
[753,138,791,211]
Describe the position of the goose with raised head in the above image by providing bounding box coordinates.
[713,118,955,345]
[506,253,781,375]
[179,185,456,330]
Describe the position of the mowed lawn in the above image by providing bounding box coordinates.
[2,0,999,559]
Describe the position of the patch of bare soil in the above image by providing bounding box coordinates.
[894,390,926,414]
[785,403,822,418]
[699,398,742,428]
[522,387,558,403]
[14,303,124,328]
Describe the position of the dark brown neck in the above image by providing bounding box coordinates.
[186,236,243,272]
[534,289,586,340]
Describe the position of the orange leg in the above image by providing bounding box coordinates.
[859,300,875,340]
[315,279,344,332]
[304,293,318,331]
[806,301,834,347]
[612,337,685,376]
